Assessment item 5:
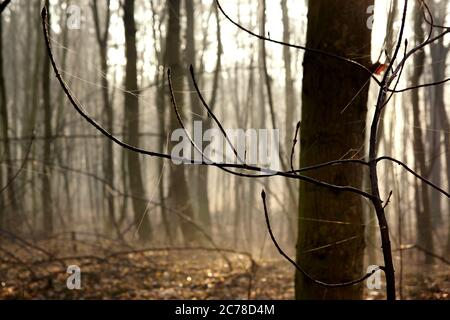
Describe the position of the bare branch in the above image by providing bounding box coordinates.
[189,65,244,164]
[388,28,450,92]
[290,121,300,173]
[288,158,369,175]
[167,68,212,164]
[0,0,11,14]
[377,156,450,198]
[0,132,34,195]
[382,190,393,209]
[261,190,382,288]
[214,0,382,86]
[396,244,450,266]
[41,7,173,162]
[365,0,410,301]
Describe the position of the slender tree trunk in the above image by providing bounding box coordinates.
[410,4,434,264]
[150,0,172,244]
[123,0,152,241]
[429,1,449,244]
[164,0,200,243]
[29,0,43,227]
[0,13,6,223]
[92,0,120,238]
[440,106,450,257]
[42,0,53,234]
[281,0,297,244]
[185,0,212,233]
[51,5,73,223]
[428,1,447,228]
[0,10,17,221]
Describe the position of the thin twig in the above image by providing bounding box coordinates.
[377,156,450,198]
[261,190,381,288]
[214,0,382,86]
[0,132,34,195]
[0,0,11,13]
[189,65,245,164]
[396,244,450,266]
[290,121,300,174]
[382,190,393,209]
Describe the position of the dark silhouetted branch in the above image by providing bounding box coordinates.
[214,0,382,86]
[397,244,450,266]
[290,121,300,173]
[377,156,450,198]
[0,132,34,195]
[41,7,173,162]
[366,0,409,301]
[167,68,213,164]
[382,190,393,209]
[189,64,244,164]
[0,0,11,14]
[261,190,382,288]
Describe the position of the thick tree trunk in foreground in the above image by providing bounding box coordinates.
[295,0,372,299]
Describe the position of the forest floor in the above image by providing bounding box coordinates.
[0,234,449,300]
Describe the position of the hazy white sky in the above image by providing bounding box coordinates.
[101,0,394,82]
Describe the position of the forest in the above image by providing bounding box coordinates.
[0,0,449,302]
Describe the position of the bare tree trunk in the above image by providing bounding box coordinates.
[295,0,372,299]
[164,0,201,243]
[428,1,449,240]
[42,0,53,234]
[441,105,450,257]
[51,5,73,223]
[0,10,17,222]
[91,0,121,239]
[410,4,434,264]
[150,0,172,244]
[185,0,212,233]
[29,0,43,227]
[281,0,297,244]
[123,0,152,241]
[428,0,448,228]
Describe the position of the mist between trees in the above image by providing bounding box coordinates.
[0,0,449,300]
